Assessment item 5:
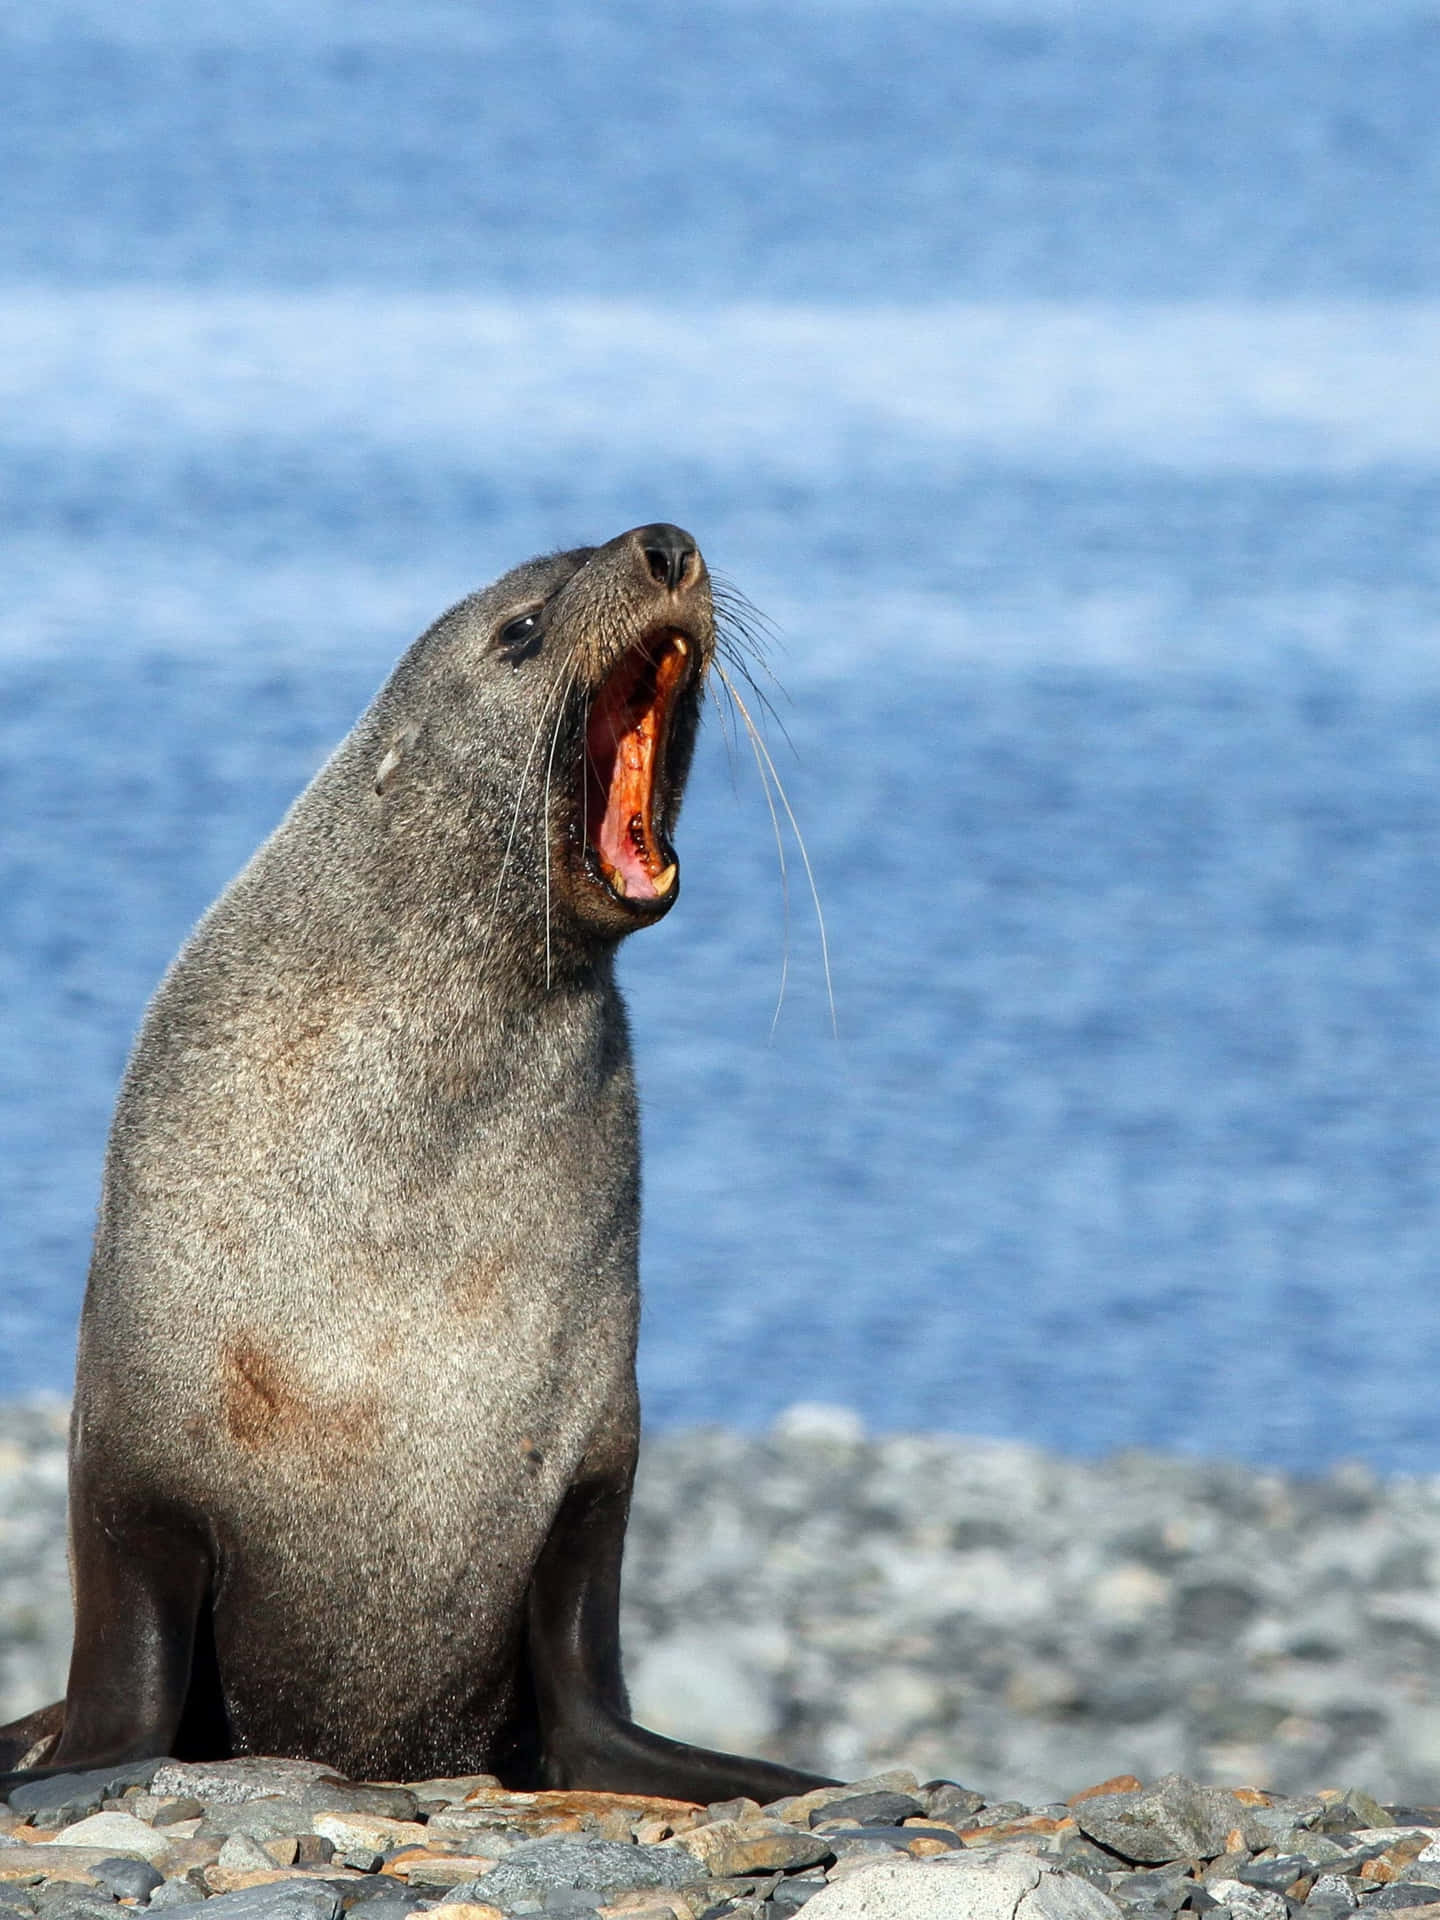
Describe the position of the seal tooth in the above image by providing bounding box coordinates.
[608,868,629,898]
[653,864,677,894]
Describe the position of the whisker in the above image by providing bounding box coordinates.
[479,651,575,978]
[723,649,797,757]
[705,678,745,797]
[726,675,793,1035]
[542,663,578,989]
[714,661,837,1039]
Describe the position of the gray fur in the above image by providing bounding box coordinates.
[68,529,714,1779]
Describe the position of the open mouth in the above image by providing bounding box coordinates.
[582,630,692,905]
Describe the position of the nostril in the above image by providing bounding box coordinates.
[638,526,697,593]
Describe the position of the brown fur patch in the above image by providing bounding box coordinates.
[221,1332,380,1467]
[440,1249,505,1314]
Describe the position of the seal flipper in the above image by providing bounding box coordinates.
[0,1698,64,1771]
[46,1494,216,1772]
[528,1474,836,1802]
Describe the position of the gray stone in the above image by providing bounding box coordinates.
[7,1763,164,1824]
[1109,1870,1195,1914]
[334,1898,418,1920]
[925,1786,988,1825]
[197,1887,341,1920]
[51,1812,173,1862]
[1308,1899,1359,1920]
[801,1855,1123,1920]
[148,1761,338,1807]
[145,1886,204,1911]
[1276,1839,1351,1870]
[1074,1777,1267,1866]
[1233,1859,1311,1893]
[89,1859,165,1902]
[447,1837,703,1905]
[1206,1882,1287,1920]
[28,1899,117,1920]
[197,1800,313,1842]
[827,1829,923,1859]
[968,1804,1030,1830]
[1020,1874,1130,1920]
[767,1872,829,1915]
[297,1784,418,1823]
[1310,1878,1359,1910]
[219,1831,283,1872]
[1363,1886,1440,1911]
[811,1793,924,1830]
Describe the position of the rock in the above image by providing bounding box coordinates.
[1204,1885,1287,1920]
[196,1886,342,1920]
[926,1787,988,1825]
[48,1817,171,1867]
[194,1804,311,1845]
[828,1826,961,1863]
[379,1853,498,1890]
[201,1870,357,1898]
[0,1845,112,1882]
[146,1886,205,1910]
[1073,1778,1267,1865]
[1068,1780,1143,1807]
[306,1817,428,1860]
[297,1787,418,1824]
[217,1837,281,1875]
[1309,1875,1358,1907]
[8,1770,164,1827]
[675,1819,831,1877]
[343,1900,436,1920]
[147,1767,337,1810]
[801,1853,1124,1920]
[403,1781,502,1806]
[87,1859,163,1902]
[808,1794,923,1830]
[450,1838,703,1906]
[27,1897,117,1920]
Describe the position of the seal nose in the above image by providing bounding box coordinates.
[633,524,701,594]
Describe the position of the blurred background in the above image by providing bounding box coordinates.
[3,0,1440,1475]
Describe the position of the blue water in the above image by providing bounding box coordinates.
[4,0,1440,1473]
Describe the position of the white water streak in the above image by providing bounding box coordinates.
[2,293,1439,473]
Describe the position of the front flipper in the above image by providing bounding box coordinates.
[528,1469,836,1802]
[46,1489,215,1773]
[0,1699,65,1772]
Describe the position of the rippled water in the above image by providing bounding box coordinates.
[3,0,1440,1472]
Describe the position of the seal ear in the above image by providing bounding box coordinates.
[374,725,422,796]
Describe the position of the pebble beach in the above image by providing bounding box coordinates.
[6,1401,1440,1810]
[7,1403,1440,1920]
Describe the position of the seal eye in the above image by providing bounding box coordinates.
[497,610,543,662]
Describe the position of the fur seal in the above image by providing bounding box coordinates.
[0,525,832,1800]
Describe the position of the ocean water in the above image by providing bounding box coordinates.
[3,0,1440,1473]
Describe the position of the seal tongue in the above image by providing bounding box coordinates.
[585,634,689,901]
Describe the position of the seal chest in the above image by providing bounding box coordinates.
[2,524,831,1804]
